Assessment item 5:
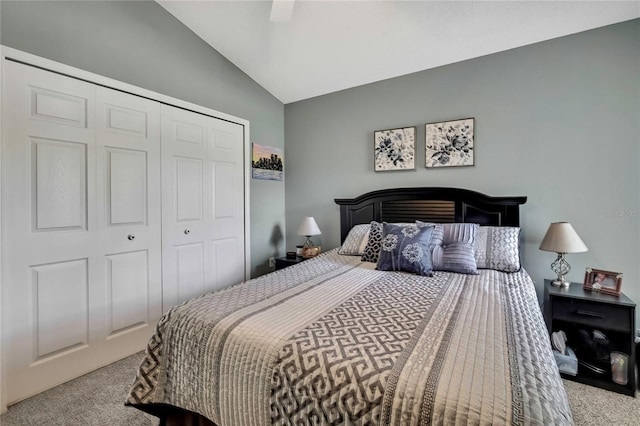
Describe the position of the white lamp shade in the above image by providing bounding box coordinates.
[297,216,321,236]
[539,222,588,253]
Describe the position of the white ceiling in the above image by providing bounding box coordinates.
[158,1,640,104]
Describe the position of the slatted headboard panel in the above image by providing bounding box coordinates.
[381,200,456,224]
[334,187,527,243]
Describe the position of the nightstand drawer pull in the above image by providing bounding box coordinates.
[575,309,604,319]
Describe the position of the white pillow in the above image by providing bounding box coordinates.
[338,224,371,256]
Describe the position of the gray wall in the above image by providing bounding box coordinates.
[285,19,640,317]
[0,0,285,277]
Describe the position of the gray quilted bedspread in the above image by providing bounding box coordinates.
[126,249,572,425]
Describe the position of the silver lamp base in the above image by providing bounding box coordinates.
[550,252,571,288]
[551,277,571,288]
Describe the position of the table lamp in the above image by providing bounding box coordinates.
[297,216,321,248]
[539,222,588,287]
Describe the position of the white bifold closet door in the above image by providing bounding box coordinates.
[161,105,245,310]
[2,61,162,403]
[2,59,247,404]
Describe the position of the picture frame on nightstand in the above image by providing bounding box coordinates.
[584,267,623,296]
[301,246,321,258]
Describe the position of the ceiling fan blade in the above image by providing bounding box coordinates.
[270,0,295,22]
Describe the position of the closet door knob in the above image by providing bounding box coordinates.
[184,229,190,235]
[127,234,135,241]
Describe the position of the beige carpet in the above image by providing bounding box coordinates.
[0,352,155,426]
[0,352,637,425]
[563,379,639,426]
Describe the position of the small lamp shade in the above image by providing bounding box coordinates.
[539,222,588,254]
[539,222,587,287]
[297,216,321,251]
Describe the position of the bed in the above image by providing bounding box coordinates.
[126,187,573,425]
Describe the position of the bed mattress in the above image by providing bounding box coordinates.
[126,249,572,425]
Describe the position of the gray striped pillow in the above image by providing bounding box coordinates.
[440,242,478,274]
[338,224,371,256]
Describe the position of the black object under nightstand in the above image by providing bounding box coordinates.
[275,256,307,271]
[543,279,636,396]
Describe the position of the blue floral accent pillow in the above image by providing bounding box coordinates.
[361,221,415,263]
[376,223,435,276]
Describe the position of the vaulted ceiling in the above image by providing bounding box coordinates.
[158,1,640,104]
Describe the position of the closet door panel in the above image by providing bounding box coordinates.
[162,106,245,310]
[29,86,89,139]
[95,87,161,363]
[2,61,98,403]
[210,237,240,293]
[107,148,147,226]
[175,156,204,222]
[162,106,208,310]
[212,161,235,221]
[33,258,89,358]
[106,250,149,334]
[104,104,148,137]
[176,242,205,304]
[208,119,245,289]
[33,138,88,231]
[30,86,87,126]
[174,120,205,153]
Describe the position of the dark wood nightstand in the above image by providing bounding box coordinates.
[543,279,636,396]
[275,256,307,271]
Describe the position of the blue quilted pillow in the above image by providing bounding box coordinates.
[376,223,435,276]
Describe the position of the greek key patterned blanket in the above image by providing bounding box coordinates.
[126,250,572,425]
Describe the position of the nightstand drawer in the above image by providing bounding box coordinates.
[552,298,631,332]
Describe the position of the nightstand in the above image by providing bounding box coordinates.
[543,279,636,396]
[275,256,307,271]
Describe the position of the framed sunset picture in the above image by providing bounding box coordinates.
[252,143,284,181]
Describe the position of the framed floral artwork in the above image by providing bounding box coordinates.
[373,126,416,172]
[425,118,474,168]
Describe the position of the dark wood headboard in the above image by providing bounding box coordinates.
[334,187,527,243]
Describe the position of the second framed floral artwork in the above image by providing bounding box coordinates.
[425,118,474,168]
